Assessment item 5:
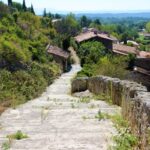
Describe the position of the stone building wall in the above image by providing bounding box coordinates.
[72,76,150,149]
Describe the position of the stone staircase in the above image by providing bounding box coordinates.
[0,64,120,150]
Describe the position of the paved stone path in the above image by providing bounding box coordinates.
[0,64,120,150]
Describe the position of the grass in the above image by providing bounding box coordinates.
[94,111,138,149]
[95,110,109,121]
[93,93,113,105]
[89,104,97,109]
[82,116,91,120]
[3,130,28,149]
[113,129,138,150]
[79,97,91,103]
[71,103,76,108]
[95,111,138,150]
[109,115,138,149]
[7,130,28,140]
[112,115,137,149]
[1,141,11,150]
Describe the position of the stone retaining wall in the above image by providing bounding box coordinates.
[72,76,150,149]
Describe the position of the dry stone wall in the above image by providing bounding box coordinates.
[72,76,150,149]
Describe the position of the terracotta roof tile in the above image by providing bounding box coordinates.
[74,31,115,43]
[74,32,96,43]
[47,46,69,59]
[113,44,138,55]
[138,51,150,58]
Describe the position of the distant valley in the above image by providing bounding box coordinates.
[75,12,150,19]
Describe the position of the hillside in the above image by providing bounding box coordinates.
[0,2,61,113]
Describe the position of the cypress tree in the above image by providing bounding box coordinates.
[8,0,12,7]
[22,0,27,11]
[43,8,47,17]
[31,4,35,14]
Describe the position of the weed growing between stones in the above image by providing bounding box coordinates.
[110,115,137,149]
[1,141,11,150]
[71,103,76,108]
[82,116,91,120]
[1,130,28,150]
[89,104,97,109]
[79,97,91,103]
[7,130,28,140]
[95,111,138,149]
[95,110,109,121]
[113,129,138,150]
[41,106,50,123]
[93,94,113,105]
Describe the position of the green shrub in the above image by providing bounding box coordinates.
[7,130,28,140]
[77,41,106,65]
[93,56,128,79]
[1,141,11,150]
[77,56,129,79]
[0,61,60,107]
[77,64,93,77]
[107,114,138,150]
[113,130,138,150]
[0,8,61,109]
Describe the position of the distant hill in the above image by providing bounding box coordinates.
[75,12,150,19]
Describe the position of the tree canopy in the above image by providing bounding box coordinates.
[30,4,35,15]
[8,0,12,7]
[77,41,106,65]
[146,22,150,33]
[22,0,27,11]
[80,15,91,27]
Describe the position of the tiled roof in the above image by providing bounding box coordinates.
[138,51,150,58]
[74,31,115,43]
[74,32,96,43]
[143,33,150,37]
[97,33,114,41]
[113,44,138,55]
[47,45,69,59]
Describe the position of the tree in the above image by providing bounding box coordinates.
[80,15,91,27]
[0,2,10,18]
[13,12,18,23]
[55,13,61,19]
[8,0,12,7]
[30,4,35,15]
[48,12,54,19]
[12,2,22,11]
[22,0,27,11]
[94,19,101,25]
[121,32,128,44]
[89,19,102,30]
[146,22,150,33]
[55,13,80,37]
[43,8,47,17]
[77,41,106,65]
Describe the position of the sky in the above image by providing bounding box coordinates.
[2,0,150,14]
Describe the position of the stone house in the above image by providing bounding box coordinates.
[47,45,70,72]
[74,30,117,50]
